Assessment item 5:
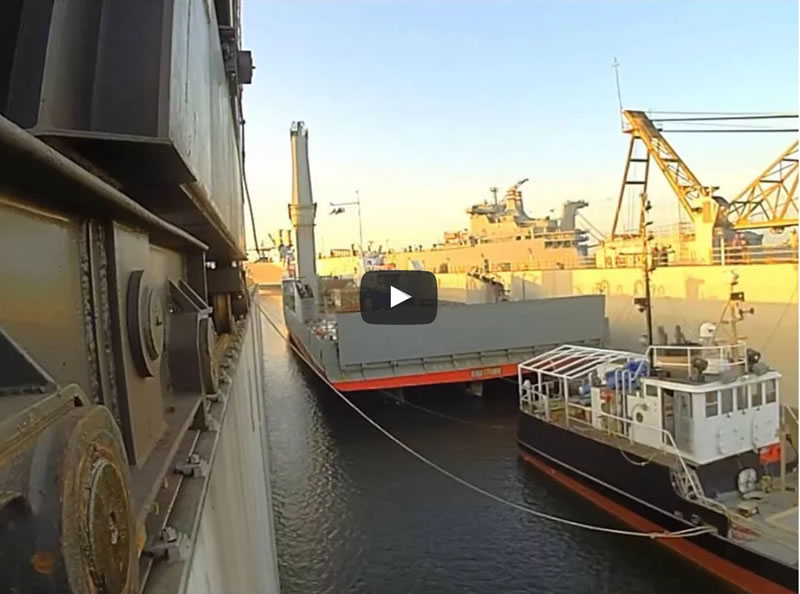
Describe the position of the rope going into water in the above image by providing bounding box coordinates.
[257,303,716,540]
[379,389,512,430]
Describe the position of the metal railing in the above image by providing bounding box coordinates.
[713,244,798,266]
[645,342,749,376]
[563,403,730,517]
[422,244,796,276]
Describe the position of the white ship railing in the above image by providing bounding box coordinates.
[644,342,749,376]
[562,403,730,518]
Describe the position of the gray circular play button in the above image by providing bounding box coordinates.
[359,270,438,325]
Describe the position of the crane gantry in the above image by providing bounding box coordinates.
[611,110,798,239]
[724,141,798,231]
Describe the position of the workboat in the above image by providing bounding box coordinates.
[516,300,798,593]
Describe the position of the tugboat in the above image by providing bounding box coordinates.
[516,281,798,592]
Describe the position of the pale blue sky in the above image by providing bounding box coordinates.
[242,1,798,252]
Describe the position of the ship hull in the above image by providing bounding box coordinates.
[280,285,608,393]
[285,316,519,391]
[517,413,797,593]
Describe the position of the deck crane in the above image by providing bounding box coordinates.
[723,141,798,231]
[611,110,722,242]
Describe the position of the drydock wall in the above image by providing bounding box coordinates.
[186,311,281,594]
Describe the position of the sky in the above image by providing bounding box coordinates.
[241,1,798,253]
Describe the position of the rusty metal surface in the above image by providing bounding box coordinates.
[145,302,279,594]
[0,198,92,395]
[107,224,167,466]
[85,220,121,417]
[0,322,55,396]
[167,280,216,395]
[0,389,137,594]
[127,270,165,378]
[1,0,247,261]
[0,115,207,254]
[130,392,202,535]
[0,385,82,465]
[58,406,138,593]
[138,426,201,588]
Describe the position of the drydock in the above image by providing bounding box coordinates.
[0,2,279,593]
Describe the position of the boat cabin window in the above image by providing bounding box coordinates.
[705,392,718,417]
[766,379,777,404]
[645,384,658,397]
[720,388,734,414]
[735,386,747,411]
[751,383,763,407]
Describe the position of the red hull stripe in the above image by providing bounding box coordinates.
[288,332,519,392]
[289,334,518,391]
[519,449,794,594]
[332,364,519,392]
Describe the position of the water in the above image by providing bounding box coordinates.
[258,292,730,594]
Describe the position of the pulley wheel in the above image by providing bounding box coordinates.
[127,270,164,377]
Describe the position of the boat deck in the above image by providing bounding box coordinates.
[522,406,799,568]
[719,482,799,567]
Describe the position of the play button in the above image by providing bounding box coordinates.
[360,270,438,325]
[390,286,412,308]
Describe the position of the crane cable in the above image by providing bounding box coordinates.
[238,96,263,260]
[257,303,716,540]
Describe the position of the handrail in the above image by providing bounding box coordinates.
[782,404,799,427]
[564,403,729,517]
[645,342,749,375]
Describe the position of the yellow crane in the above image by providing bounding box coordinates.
[724,141,798,231]
[611,110,798,242]
[611,110,720,239]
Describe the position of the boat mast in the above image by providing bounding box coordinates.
[637,190,655,351]
[289,121,319,300]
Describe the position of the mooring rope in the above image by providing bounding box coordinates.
[257,304,715,540]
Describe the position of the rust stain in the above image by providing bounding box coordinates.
[31,551,56,574]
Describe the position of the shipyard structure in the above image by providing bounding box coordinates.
[308,112,799,409]
[0,2,279,593]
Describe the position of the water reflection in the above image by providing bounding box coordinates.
[258,292,729,594]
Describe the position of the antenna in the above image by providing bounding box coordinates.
[612,58,624,131]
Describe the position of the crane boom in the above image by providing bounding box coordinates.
[725,141,798,231]
[633,110,716,216]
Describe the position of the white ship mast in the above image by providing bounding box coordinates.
[289,121,319,301]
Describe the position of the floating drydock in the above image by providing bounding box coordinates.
[0,3,279,593]
[281,122,608,392]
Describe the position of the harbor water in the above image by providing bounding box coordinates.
[259,291,733,594]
